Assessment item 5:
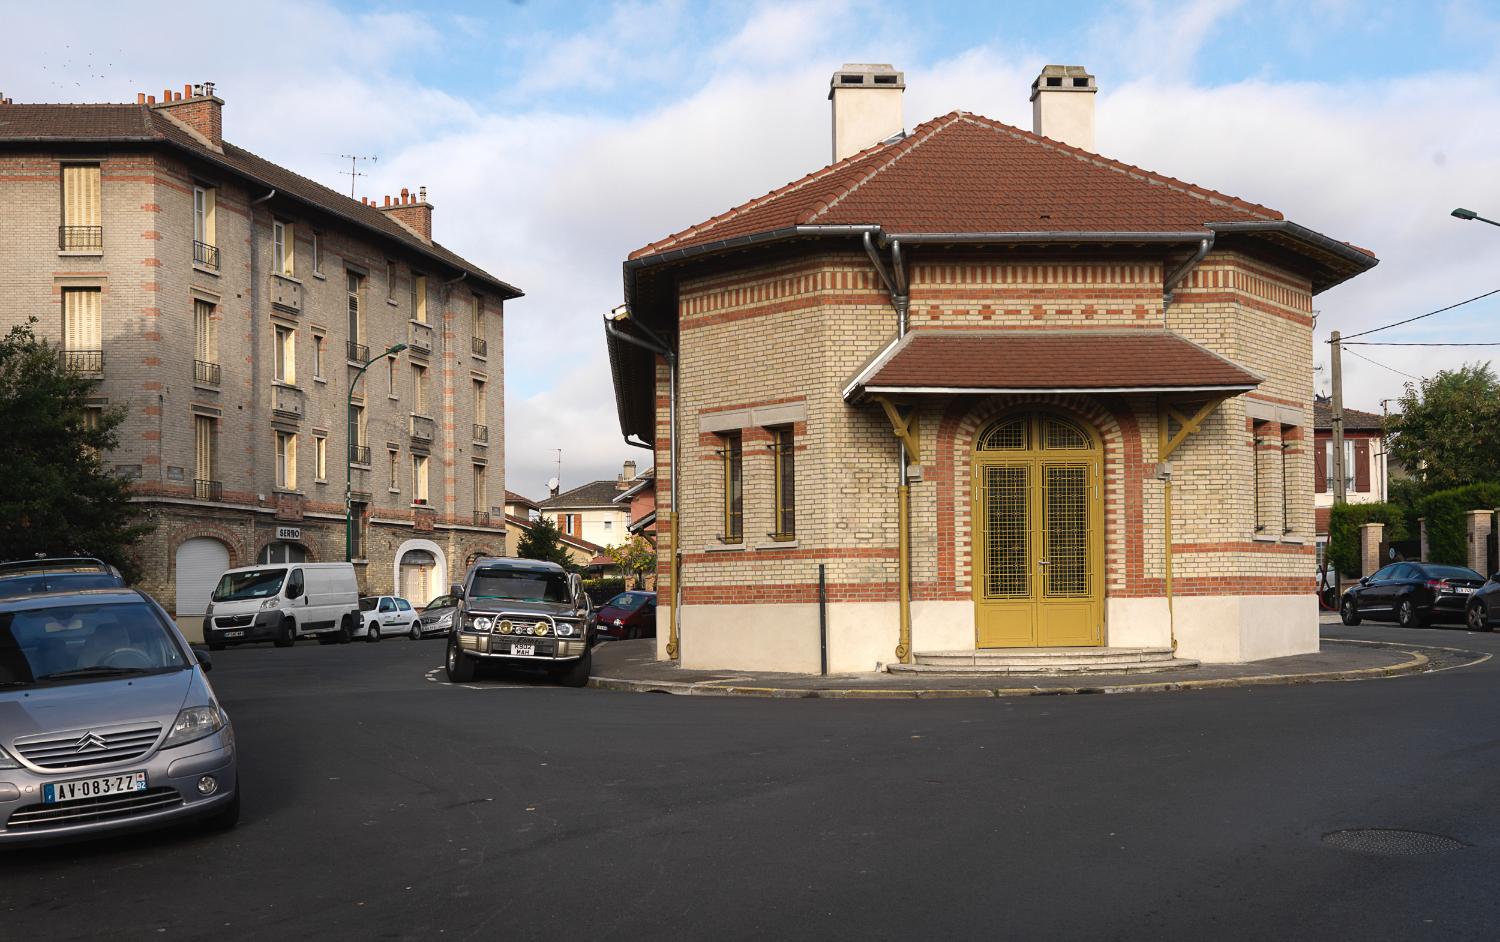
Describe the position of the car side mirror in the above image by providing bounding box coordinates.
[1359,577,1370,586]
[449,584,464,599]
[193,646,213,672]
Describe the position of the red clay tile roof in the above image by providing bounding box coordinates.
[0,102,520,298]
[1313,400,1385,431]
[633,111,1286,260]
[850,329,1262,396]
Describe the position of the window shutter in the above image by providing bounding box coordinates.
[1354,439,1370,492]
[63,165,101,227]
[63,288,101,351]
[195,416,214,480]
[1314,439,1327,494]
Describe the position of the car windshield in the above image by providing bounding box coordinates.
[359,598,379,611]
[423,596,454,611]
[0,572,123,596]
[1426,565,1483,581]
[0,600,187,688]
[213,569,286,602]
[606,592,650,612]
[468,569,569,603]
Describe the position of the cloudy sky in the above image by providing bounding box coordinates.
[10,0,1500,492]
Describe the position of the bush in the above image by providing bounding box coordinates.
[1416,482,1500,566]
[582,577,626,605]
[1327,503,1409,576]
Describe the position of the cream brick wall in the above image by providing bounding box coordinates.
[0,148,509,608]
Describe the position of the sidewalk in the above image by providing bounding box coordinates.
[588,636,1449,700]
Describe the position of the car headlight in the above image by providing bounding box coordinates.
[470,616,493,632]
[0,745,18,770]
[554,622,577,638]
[436,612,454,626]
[162,705,225,749]
[260,598,279,610]
[613,618,623,627]
[204,603,214,618]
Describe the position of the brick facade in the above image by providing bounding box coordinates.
[0,95,517,617]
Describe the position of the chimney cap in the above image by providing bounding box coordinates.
[1030,64,1096,101]
[829,63,905,99]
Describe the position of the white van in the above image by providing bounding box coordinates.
[201,563,361,650]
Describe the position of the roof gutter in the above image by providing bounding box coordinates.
[1205,220,1379,268]
[1163,235,1213,311]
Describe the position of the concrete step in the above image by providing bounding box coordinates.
[890,647,1198,676]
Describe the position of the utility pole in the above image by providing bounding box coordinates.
[1330,330,1347,506]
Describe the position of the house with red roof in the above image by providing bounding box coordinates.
[606,64,1377,673]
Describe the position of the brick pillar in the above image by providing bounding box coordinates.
[1468,510,1494,574]
[1359,522,1384,577]
[1419,517,1429,562]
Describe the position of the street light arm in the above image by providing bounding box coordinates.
[1452,207,1500,228]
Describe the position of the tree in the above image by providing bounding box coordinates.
[605,534,657,589]
[514,515,577,571]
[0,321,150,578]
[1386,363,1500,493]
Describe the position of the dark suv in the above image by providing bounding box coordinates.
[0,558,127,597]
[445,558,594,686]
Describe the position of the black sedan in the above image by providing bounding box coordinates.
[1339,561,1485,628]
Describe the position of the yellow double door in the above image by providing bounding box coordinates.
[973,456,1103,648]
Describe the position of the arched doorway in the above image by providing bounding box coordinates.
[175,537,230,618]
[258,541,308,564]
[972,412,1103,648]
[394,539,447,607]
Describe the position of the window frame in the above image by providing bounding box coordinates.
[769,425,796,541]
[411,363,428,415]
[272,219,295,276]
[412,453,430,504]
[275,430,298,490]
[719,430,743,543]
[273,324,297,385]
[313,434,328,482]
[312,331,326,380]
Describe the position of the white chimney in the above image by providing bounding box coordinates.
[1030,65,1097,151]
[829,63,905,163]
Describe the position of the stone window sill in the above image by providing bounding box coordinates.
[705,542,745,552]
[58,250,103,258]
[192,263,220,278]
[755,539,799,550]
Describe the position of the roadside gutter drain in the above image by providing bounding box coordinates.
[1321,828,1467,856]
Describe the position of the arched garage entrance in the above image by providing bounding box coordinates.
[175,537,230,618]
[393,539,447,607]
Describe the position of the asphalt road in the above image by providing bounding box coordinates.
[3,622,1500,941]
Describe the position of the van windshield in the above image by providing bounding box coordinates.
[0,600,187,688]
[212,569,286,602]
[469,569,569,603]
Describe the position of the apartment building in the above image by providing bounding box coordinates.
[0,84,521,624]
[538,461,642,548]
[607,64,1378,672]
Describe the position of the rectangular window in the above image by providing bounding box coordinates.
[770,425,795,540]
[62,288,102,372]
[192,185,216,255]
[194,299,217,364]
[473,463,487,510]
[386,356,398,398]
[194,415,215,483]
[314,434,327,481]
[311,232,322,275]
[386,260,398,300]
[60,164,102,251]
[346,272,363,349]
[313,333,326,379]
[388,448,400,491]
[1253,422,1272,534]
[350,502,367,559]
[412,453,429,503]
[348,404,366,466]
[473,379,486,427]
[472,295,484,338]
[275,431,297,490]
[273,220,295,276]
[412,363,427,415]
[1280,424,1295,535]
[411,273,427,323]
[82,406,103,457]
[720,431,743,543]
[1323,440,1356,493]
[273,325,296,385]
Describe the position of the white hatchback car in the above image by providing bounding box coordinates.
[356,596,419,642]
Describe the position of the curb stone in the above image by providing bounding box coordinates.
[588,645,1438,700]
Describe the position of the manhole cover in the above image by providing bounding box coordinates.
[1321,828,1467,855]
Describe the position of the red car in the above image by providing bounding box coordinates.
[594,591,657,641]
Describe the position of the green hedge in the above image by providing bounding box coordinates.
[582,577,626,604]
[1327,503,1409,576]
[1416,482,1500,566]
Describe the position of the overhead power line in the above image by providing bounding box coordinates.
[1341,346,1422,381]
[1344,341,1500,347]
[1334,288,1500,342]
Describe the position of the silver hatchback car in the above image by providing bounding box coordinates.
[0,587,238,844]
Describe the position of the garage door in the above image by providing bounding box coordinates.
[175,537,230,616]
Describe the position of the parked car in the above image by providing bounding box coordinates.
[357,596,418,642]
[1464,574,1500,632]
[0,586,238,844]
[0,558,126,596]
[594,590,657,642]
[445,557,594,686]
[202,562,360,650]
[1339,561,1485,628]
[414,594,460,640]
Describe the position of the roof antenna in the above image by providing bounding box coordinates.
[338,153,378,198]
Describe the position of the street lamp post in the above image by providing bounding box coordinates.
[1452,207,1500,228]
[346,343,408,561]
